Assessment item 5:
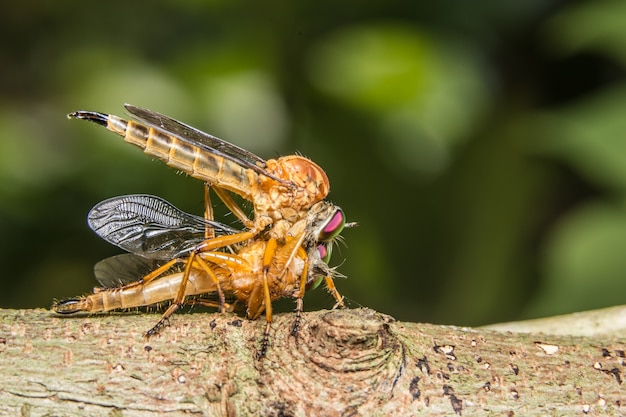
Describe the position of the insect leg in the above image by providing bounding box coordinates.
[258,237,278,358]
[144,251,198,337]
[183,298,237,313]
[197,230,257,251]
[291,246,309,336]
[212,186,254,229]
[128,258,182,287]
[204,183,215,240]
[144,235,253,337]
[324,276,345,309]
[184,249,249,314]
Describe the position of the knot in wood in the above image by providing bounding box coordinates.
[308,309,393,364]
[263,309,404,416]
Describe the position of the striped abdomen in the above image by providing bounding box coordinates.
[52,271,217,314]
[108,115,261,200]
[69,108,331,217]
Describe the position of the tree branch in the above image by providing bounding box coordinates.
[1,307,624,416]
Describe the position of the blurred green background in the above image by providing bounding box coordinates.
[2,0,626,326]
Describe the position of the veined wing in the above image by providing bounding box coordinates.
[125,104,285,182]
[94,254,166,288]
[88,194,239,260]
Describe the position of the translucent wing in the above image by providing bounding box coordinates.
[125,104,278,180]
[94,254,166,288]
[88,194,239,260]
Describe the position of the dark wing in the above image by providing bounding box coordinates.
[124,104,283,181]
[94,254,167,288]
[88,194,239,260]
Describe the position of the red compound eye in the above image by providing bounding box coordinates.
[317,243,331,263]
[319,209,345,241]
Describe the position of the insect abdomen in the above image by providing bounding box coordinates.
[86,112,258,200]
[52,272,217,314]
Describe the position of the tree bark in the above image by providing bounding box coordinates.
[1,307,624,416]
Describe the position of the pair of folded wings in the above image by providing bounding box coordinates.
[89,194,240,288]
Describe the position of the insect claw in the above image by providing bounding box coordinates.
[291,321,300,337]
[333,297,346,309]
[257,322,272,359]
[256,339,269,360]
[144,317,170,338]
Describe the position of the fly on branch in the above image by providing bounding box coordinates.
[53,105,353,357]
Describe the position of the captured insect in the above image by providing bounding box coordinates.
[54,105,352,356]
[53,195,344,355]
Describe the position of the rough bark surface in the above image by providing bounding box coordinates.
[1,307,624,416]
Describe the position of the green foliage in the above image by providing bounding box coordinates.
[1,0,626,326]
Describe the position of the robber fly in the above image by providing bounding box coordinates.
[67,104,344,241]
[53,195,344,355]
[63,105,351,353]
